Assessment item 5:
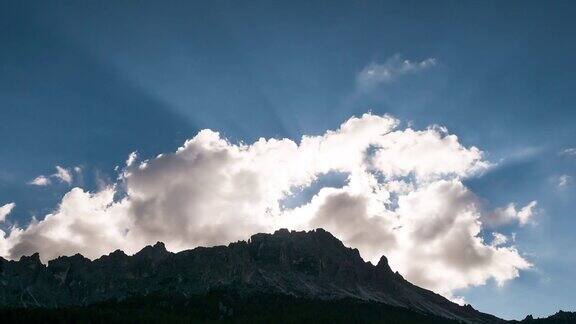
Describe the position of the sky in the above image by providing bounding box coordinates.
[0,1,575,320]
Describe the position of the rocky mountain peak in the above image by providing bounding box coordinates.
[135,241,169,257]
[17,252,43,270]
[376,255,392,272]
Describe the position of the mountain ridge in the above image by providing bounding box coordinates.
[0,228,572,323]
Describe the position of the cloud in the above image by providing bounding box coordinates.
[54,166,73,184]
[28,175,51,186]
[560,148,576,156]
[357,54,437,91]
[28,166,77,186]
[491,232,508,247]
[485,201,538,227]
[0,203,15,223]
[390,180,530,296]
[0,203,16,257]
[558,174,572,187]
[5,188,132,261]
[0,113,534,301]
[126,152,138,167]
[371,126,490,181]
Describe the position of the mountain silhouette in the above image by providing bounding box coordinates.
[0,229,573,323]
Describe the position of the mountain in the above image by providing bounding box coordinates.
[512,311,576,323]
[0,229,572,323]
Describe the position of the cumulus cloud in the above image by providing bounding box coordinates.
[485,201,538,227]
[5,188,132,261]
[0,202,15,223]
[357,54,437,91]
[371,126,490,181]
[126,152,138,167]
[28,175,51,186]
[0,203,17,257]
[0,113,534,301]
[384,180,529,297]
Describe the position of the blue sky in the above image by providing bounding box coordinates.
[0,1,575,319]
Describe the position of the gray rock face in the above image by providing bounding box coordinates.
[0,228,501,323]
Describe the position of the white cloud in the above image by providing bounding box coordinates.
[54,166,73,184]
[371,127,490,181]
[389,180,530,296]
[0,202,15,223]
[486,201,538,227]
[5,188,132,261]
[0,113,534,301]
[28,166,77,186]
[28,175,51,186]
[126,151,138,167]
[558,174,572,187]
[0,203,16,257]
[561,148,576,156]
[357,54,437,91]
[491,232,508,247]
